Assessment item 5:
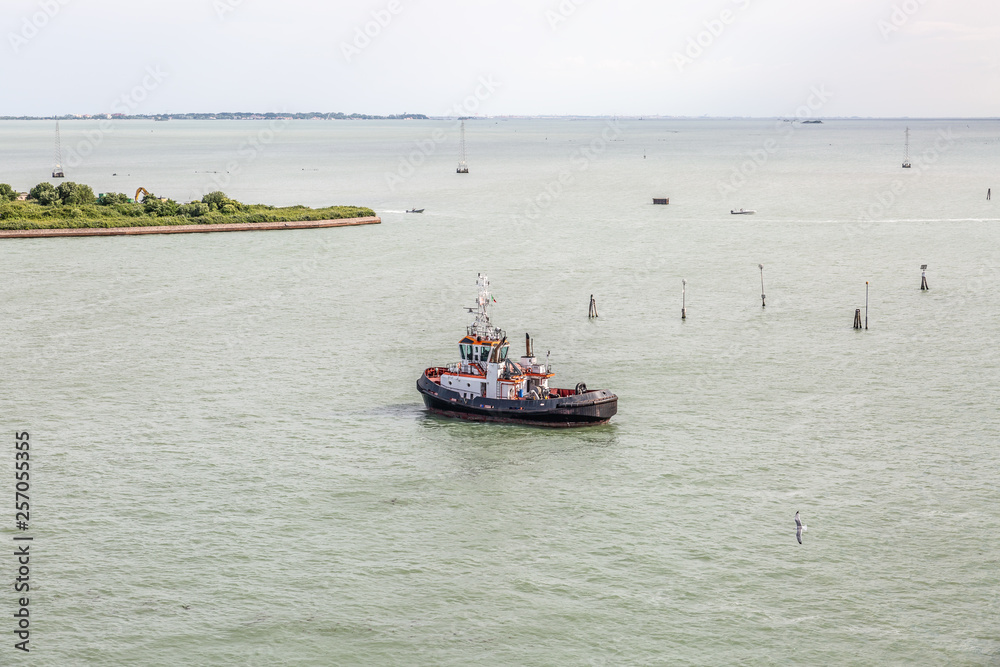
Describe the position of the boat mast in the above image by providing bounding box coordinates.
[467,273,501,340]
[457,119,469,173]
[52,121,65,178]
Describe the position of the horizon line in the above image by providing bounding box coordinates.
[3,114,1000,121]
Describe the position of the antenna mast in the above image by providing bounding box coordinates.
[902,127,911,169]
[52,121,65,178]
[457,119,469,173]
[466,273,502,340]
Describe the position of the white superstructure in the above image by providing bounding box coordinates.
[439,274,554,401]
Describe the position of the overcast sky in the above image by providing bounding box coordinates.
[3,0,999,117]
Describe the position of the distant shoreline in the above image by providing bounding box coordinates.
[0,216,380,239]
[3,115,1000,122]
[0,113,428,122]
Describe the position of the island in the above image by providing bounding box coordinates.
[0,112,428,121]
[0,182,378,237]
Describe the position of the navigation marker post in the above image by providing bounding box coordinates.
[588,294,599,319]
[759,264,765,308]
[681,279,687,320]
[920,264,929,291]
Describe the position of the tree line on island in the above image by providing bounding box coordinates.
[0,112,429,121]
[0,182,373,230]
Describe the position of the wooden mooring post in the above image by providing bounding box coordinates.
[920,264,929,291]
[588,294,599,319]
[854,309,863,329]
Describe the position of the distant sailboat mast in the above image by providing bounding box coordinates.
[52,121,65,178]
[457,119,469,174]
[902,127,911,169]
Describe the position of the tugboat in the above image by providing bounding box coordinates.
[417,275,618,427]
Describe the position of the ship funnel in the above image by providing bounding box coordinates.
[525,333,534,358]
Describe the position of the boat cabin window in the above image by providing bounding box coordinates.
[500,346,508,361]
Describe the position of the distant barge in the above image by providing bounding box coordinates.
[417,274,618,427]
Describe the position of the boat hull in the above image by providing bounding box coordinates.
[417,372,617,427]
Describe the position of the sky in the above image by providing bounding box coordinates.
[2,0,999,117]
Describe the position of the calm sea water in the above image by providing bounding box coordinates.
[1,119,999,665]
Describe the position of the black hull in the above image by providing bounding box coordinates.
[417,374,617,427]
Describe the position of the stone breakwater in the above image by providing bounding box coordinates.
[0,216,381,238]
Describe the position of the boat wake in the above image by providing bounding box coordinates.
[759,217,1000,225]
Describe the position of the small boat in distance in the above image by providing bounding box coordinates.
[731,209,756,215]
[416,274,618,427]
[406,208,424,213]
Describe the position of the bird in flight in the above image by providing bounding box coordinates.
[795,511,807,544]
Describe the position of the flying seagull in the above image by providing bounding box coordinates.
[795,511,807,544]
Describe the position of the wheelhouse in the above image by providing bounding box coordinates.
[459,336,509,363]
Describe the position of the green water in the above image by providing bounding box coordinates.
[1,119,998,665]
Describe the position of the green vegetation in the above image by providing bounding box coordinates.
[0,112,428,121]
[0,183,374,230]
